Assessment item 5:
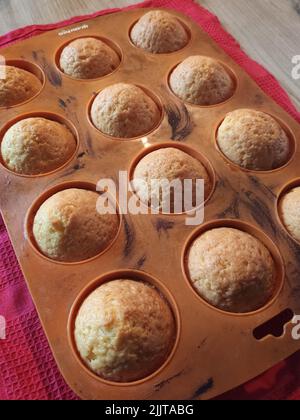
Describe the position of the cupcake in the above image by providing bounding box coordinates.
[59,37,120,79]
[75,279,175,382]
[91,83,160,138]
[279,187,300,242]
[169,56,235,105]
[187,227,276,313]
[33,189,119,262]
[217,109,290,171]
[131,10,188,54]
[133,147,211,212]
[0,65,42,107]
[1,117,77,175]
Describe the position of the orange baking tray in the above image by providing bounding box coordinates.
[0,8,300,400]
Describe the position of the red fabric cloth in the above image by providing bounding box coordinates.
[0,0,299,401]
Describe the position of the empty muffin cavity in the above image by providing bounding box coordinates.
[0,113,78,176]
[130,10,190,54]
[57,37,121,80]
[217,109,294,171]
[90,83,162,139]
[169,56,236,106]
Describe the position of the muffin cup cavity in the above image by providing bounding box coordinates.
[67,269,180,386]
[215,111,296,173]
[0,112,79,177]
[55,36,123,81]
[182,219,285,316]
[0,59,45,108]
[25,181,122,265]
[128,141,216,216]
[87,84,164,141]
[128,17,192,55]
[167,57,238,108]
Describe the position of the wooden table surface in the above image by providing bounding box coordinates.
[0,0,299,110]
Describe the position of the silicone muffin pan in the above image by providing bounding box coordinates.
[0,8,300,400]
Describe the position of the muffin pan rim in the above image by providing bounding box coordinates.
[0,111,80,178]
[54,35,124,82]
[181,218,286,317]
[67,269,181,387]
[25,180,123,265]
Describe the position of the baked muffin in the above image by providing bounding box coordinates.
[0,65,42,107]
[279,187,300,242]
[169,56,235,105]
[91,83,161,138]
[187,228,276,313]
[131,10,188,54]
[217,109,290,171]
[59,37,120,79]
[33,188,119,262]
[133,147,211,212]
[75,279,175,382]
[1,117,77,175]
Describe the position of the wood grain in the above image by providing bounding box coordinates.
[0,0,299,109]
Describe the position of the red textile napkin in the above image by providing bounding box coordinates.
[0,0,300,401]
